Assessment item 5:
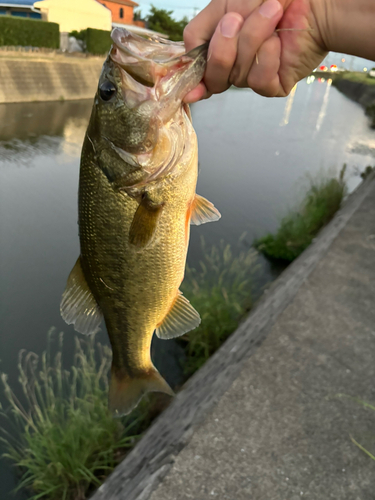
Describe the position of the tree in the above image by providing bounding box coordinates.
[133,9,142,21]
[146,5,188,42]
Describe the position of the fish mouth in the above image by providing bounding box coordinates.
[104,28,204,185]
[110,27,208,96]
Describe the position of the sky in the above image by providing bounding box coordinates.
[137,0,209,21]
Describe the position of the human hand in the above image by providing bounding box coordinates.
[183,0,328,102]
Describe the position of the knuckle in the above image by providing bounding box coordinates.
[229,67,243,88]
[240,28,261,49]
[206,78,229,95]
[247,74,278,97]
[183,25,195,46]
[247,73,265,91]
[210,50,233,70]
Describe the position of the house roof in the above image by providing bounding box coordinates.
[101,0,139,7]
[0,0,36,5]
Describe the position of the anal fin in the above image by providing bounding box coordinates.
[60,257,103,335]
[190,194,221,225]
[156,292,201,340]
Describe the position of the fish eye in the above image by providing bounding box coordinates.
[99,80,117,101]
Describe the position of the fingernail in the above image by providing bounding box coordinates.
[259,0,282,19]
[220,14,242,38]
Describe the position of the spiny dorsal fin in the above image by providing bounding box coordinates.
[129,194,164,248]
[156,292,201,340]
[60,257,103,335]
[190,194,221,225]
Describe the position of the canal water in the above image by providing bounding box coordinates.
[1,79,375,498]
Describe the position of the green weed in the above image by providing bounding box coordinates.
[0,329,147,500]
[334,71,375,86]
[336,394,375,461]
[360,165,374,180]
[180,237,258,376]
[254,168,347,263]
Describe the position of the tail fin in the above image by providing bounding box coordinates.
[109,365,174,417]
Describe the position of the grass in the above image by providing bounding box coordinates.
[0,330,149,500]
[180,237,258,376]
[336,394,375,462]
[333,71,375,86]
[360,165,374,180]
[1,240,259,499]
[254,168,347,263]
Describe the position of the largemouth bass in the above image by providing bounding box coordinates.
[60,28,220,416]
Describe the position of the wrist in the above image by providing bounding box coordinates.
[311,0,375,60]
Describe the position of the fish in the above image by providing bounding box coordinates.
[60,28,221,416]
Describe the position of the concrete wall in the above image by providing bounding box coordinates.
[0,55,104,104]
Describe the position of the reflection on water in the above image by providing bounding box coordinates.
[1,81,375,499]
[0,100,92,163]
[280,83,297,126]
[315,79,332,133]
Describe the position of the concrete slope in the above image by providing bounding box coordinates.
[92,175,375,500]
[0,56,104,103]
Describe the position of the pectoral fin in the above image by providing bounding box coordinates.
[129,193,164,248]
[190,194,221,225]
[60,257,103,335]
[156,292,201,340]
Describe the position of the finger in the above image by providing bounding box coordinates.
[184,0,226,51]
[246,34,281,97]
[183,83,212,103]
[230,0,283,88]
[184,0,264,51]
[204,12,244,94]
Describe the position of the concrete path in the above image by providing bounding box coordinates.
[92,175,375,500]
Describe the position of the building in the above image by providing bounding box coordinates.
[99,0,140,26]
[101,0,163,39]
[0,0,165,43]
[33,0,112,32]
[0,0,41,19]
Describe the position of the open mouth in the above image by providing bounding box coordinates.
[110,28,186,87]
[109,28,208,90]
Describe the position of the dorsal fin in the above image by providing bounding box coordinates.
[60,257,103,335]
[156,292,200,340]
[129,193,164,248]
[190,194,221,225]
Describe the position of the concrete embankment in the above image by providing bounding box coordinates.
[92,174,375,500]
[333,77,375,108]
[0,53,104,103]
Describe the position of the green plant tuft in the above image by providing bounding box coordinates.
[335,394,375,461]
[180,237,258,376]
[254,168,347,263]
[360,165,374,180]
[70,28,111,55]
[0,329,147,500]
[0,17,59,49]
